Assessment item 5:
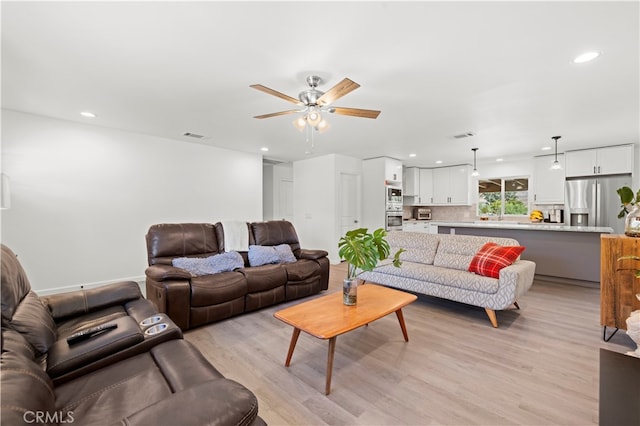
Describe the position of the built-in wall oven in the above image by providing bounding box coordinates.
[385,211,403,231]
[385,185,403,231]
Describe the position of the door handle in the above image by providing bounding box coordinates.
[354,220,358,223]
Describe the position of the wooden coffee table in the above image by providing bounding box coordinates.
[274,283,417,394]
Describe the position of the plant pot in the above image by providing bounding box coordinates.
[625,205,640,237]
[343,278,360,305]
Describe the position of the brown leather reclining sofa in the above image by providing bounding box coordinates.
[145,220,330,330]
[0,244,264,425]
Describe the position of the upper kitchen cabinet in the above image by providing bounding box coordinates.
[432,164,471,205]
[403,167,419,196]
[419,168,434,204]
[533,154,565,204]
[403,167,433,205]
[565,144,634,178]
[385,158,403,183]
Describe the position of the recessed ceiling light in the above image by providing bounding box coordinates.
[573,51,600,63]
[80,111,96,118]
[435,160,443,164]
[541,146,552,151]
[409,153,416,158]
[261,147,269,152]
[496,158,504,162]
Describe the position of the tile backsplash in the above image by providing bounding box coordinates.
[403,205,477,221]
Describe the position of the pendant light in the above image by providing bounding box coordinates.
[550,136,562,170]
[471,148,479,176]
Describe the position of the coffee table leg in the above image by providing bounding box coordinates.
[325,336,337,395]
[285,328,301,367]
[395,309,410,342]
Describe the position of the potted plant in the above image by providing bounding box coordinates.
[338,227,404,305]
[617,186,640,237]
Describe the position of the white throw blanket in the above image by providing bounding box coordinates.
[221,220,249,251]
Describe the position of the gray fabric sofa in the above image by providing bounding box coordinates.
[359,231,536,327]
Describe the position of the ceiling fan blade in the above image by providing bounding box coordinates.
[331,107,381,119]
[250,84,302,105]
[316,78,360,106]
[253,110,300,119]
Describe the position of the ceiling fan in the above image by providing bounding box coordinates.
[250,75,381,126]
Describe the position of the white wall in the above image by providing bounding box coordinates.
[293,155,335,257]
[1,110,263,293]
[293,153,362,263]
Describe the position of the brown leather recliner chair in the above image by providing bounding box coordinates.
[1,244,264,425]
[145,220,330,330]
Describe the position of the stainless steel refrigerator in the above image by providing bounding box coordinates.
[565,175,632,234]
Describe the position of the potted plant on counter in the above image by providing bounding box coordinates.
[338,228,404,305]
[617,186,640,237]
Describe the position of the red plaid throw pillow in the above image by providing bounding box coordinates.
[468,242,525,278]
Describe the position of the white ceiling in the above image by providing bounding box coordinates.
[2,1,639,167]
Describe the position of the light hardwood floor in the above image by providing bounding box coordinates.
[185,263,635,425]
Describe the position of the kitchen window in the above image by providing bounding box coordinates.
[478,177,529,217]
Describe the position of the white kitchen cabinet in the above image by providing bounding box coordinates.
[418,168,433,205]
[402,221,436,233]
[432,165,471,205]
[403,167,419,196]
[565,145,634,177]
[385,158,403,183]
[403,167,433,205]
[533,154,565,204]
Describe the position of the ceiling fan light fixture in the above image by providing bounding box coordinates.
[251,75,380,148]
[317,120,330,134]
[317,118,329,129]
[307,109,322,126]
[293,116,307,132]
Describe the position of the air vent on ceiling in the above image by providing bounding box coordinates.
[263,159,284,165]
[183,132,205,139]
[453,132,475,139]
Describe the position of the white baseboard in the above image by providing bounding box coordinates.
[37,276,146,297]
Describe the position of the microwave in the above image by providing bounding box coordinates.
[386,186,403,211]
[415,208,432,220]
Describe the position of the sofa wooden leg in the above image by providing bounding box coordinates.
[484,308,498,328]
[514,301,520,310]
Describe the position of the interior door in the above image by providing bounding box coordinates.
[341,173,360,235]
[278,179,293,222]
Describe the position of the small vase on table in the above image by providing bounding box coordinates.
[343,278,359,306]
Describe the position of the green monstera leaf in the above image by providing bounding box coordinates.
[338,227,405,280]
[617,186,640,219]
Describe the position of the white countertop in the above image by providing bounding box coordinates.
[427,220,613,233]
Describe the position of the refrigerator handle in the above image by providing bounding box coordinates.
[595,183,601,227]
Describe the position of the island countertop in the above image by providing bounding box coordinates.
[431,221,617,283]
[428,220,613,234]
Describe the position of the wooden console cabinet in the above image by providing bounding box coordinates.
[600,235,640,330]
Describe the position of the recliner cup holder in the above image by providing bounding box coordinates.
[140,315,163,327]
[144,323,168,335]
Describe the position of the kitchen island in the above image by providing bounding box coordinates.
[429,221,614,285]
